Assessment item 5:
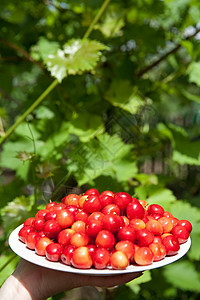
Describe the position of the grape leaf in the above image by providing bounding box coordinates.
[169,200,200,261]
[45,39,108,82]
[187,62,200,87]
[68,112,104,142]
[105,80,143,114]
[163,261,200,292]
[126,270,152,294]
[66,133,137,185]
[1,196,35,236]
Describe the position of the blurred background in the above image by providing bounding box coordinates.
[0,0,200,299]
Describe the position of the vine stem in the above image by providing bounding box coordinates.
[0,79,58,145]
[83,0,111,39]
[0,0,111,146]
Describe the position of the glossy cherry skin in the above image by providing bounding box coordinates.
[83,194,102,213]
[84,188,99,196]
[25,232,39,250]
[61,245,76,265]
[134,247,154,266]
[162,235,180,255]
[171,225,189,244]
[102,204,120,215]
[86,219,102,237]
[149,243,167,261]
[102,214,121,233]
[56,209,75,229]
[126,201,145,220]
[113,192,132,211]
[147,204,164,216]
[35,237,53,256]
[72,246,93,269]
[135,229,154,247]
[43,219,61,239]
[45,243,63,262]
[93,247,110,269]
[177,220,192,233]
[115,240,135,260]
[18,226,35,243]
[61,194,80,207]
[110,250,129,270]
[95,230,115,250]
[117,226,135,242]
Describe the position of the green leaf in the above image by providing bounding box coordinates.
[1,195,35,236]
[45,39,108,82]
[68,112,104,142]
[126,270,152,293]
[169,200,200,261]
[67,133,137,185]
[187,62,200,87]
[170,124,200,165]
[0,254,19,286]
[146,188,176,211]
[163,261,200,292]
[95,5,125,38]
[105,80,143,114]
[37,122,70,160]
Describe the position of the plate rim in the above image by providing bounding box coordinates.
[9,224,191,276]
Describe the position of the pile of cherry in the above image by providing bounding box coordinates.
[18,189,192,270]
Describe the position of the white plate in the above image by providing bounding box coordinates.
[9,225,191,276]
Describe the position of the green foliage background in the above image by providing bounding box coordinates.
[1,0,200,299]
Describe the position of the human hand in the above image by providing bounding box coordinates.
[0,259,142,300]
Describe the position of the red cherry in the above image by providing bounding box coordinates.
[75,210,89,223]
[102,214,121,233]
[135,229,154,247]
[45,243,63,262]
[177,220,192,233]
[84,188,99,196]
[100,190,114,198]
[72,246,93,269]
[149,243,167,261]
[24,217,35,227]
[44,211,57,221]
[18,226,35,243]
[102,204,120,215]
[61,194,79,207]
[34,217,45,232]
[147,204,164,216]
[35,209,47,219]
[117,226,135,242]
[113,192,132,211]
[100,194,114,208]
[171,225,189,244]
[61,245,76,265]
[25,232,39,250]
[95,230,115,250]
[93,247,110,269]
[110,250,129,270]
[115,240,135,260]
[162,235,180,255]
[83,194,102,213]
[126,201,145,220]
[35,237,53,256]
[43,220,61,239]
[56,209,74,228]
[134,247,154,266]
[86,219,102,237]
[58,228,75,247]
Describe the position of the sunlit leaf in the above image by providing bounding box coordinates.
[163,261,200,292]
[187,62,200,87]
[45,39,108,82]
